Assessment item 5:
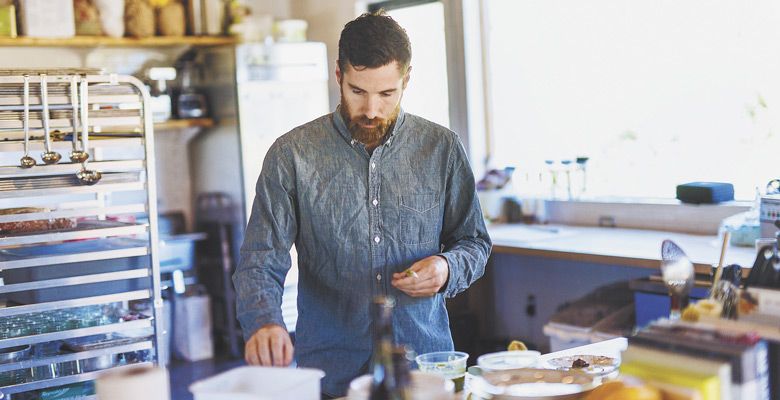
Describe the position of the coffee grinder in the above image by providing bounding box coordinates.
[176,61,208,119]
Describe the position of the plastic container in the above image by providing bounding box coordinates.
[189,366,324,400]
[347,371,454,400]
[158,233,205,273]
[415,351,468,392]
[543,323,592,353]
[477,350,541,371]
[273,19,307,42]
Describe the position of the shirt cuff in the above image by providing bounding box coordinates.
[436,252,458,296]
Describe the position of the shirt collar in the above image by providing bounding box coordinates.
[332,105,406,148]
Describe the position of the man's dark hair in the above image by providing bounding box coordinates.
[338,10,411,73]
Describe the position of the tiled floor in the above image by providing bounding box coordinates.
[169,357,245,400]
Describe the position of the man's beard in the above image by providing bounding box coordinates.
[340,97,400,145]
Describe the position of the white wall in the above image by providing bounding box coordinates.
[290,0,363,108]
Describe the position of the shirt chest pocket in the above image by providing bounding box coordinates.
[398,193,440,245]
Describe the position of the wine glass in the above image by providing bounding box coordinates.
[660,240,694,320]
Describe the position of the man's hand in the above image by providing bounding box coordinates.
[391,255,449,297]
[244,324,294,367]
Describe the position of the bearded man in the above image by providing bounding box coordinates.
[233,10,492,398]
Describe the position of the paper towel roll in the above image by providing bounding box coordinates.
[96,365,170,400]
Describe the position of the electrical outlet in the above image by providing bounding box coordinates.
[526,294,536,317]
[598,215,616,227]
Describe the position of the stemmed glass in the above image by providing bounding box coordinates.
[660,240,694,320]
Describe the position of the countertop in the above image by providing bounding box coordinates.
[488,224,758,275]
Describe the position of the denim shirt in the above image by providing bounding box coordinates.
[234,107,492,396]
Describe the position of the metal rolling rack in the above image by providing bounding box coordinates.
[0,69,162,398]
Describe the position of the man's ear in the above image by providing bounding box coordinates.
[335,62,342,85]
[402,65,412,89]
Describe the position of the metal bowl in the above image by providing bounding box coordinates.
[0,345,30,364]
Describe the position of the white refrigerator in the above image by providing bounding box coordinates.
[194,42,330,333]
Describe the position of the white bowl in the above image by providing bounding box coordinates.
[347,371,454,400]
[477,350,541,371]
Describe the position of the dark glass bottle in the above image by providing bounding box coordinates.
[392,346,412,396]
[369,296,406,400]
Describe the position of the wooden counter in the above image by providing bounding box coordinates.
[488,224,757,275]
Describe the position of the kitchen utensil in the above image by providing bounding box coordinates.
[660,239,694,320]
[710,231,730,296]
[39,74,61,165]
[76,78,101,185]
[19,75,35,168]
[68,75,88,163]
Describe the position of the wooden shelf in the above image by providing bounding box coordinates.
[0,36,237,48]
[154,118,214,131]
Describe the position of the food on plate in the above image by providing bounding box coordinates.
[681,298,723,322]
[507,340,527,351]
[0,207,77,234]
[571,358,590,368]
[546,354,618,375]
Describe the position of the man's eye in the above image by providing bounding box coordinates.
[381,92,392,97]
[352,89,364,95]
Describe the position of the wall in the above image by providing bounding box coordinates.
[290,0,363,108]
[486,253,653,352]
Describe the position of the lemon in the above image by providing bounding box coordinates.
[507,340,527,351]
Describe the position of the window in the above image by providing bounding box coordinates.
[371,1,451,128]
[484,1,780,200]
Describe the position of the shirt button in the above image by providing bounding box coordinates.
[374,236,380,244]
[371,162,376,169]
[372,199,378,206]
[376,274,382,281]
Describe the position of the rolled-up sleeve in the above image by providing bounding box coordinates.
[233,139,298,340]
[438,135,492,297]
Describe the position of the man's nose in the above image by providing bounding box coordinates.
[364,96,380,120]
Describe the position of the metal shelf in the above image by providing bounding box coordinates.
[0,239,148,270]
[0,160,144,179]
[0,204,145,225]
[0,174,144,199]
[0,319,153,349]
[0,138,144,152]
[0,116,142,130]
[0,221,148,247]
[1,361,153,395]
[0,340,153,374]
[0,95,141,107]
[0,290,150,319]
[0,71,162,394]
[0,269,150,294]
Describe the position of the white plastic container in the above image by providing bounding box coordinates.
[347,371,454,400]
[477,350,541,371]
[18,0,75,38]
[543,322,591,352]
[189,366,325,400]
